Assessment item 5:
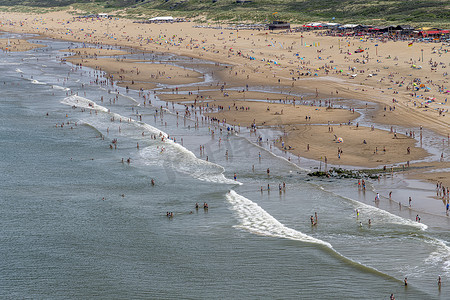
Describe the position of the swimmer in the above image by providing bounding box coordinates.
[195,202,199,209]
[404,277,407,286]
[438,276,441,288]
[151,179,155,186]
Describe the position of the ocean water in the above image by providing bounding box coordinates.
[0,34,449,299]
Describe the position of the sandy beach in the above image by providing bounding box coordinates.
[66,55,203,89]
[3,9,450,298]
[0,9,448,182]
[277,124,428,168]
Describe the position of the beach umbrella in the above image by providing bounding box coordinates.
[337,137,343,143]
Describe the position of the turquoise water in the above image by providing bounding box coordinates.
[0,35,449,299]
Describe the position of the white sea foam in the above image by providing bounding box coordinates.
[140,139,240,185]
[61,95,109,113]
[61,95,237,185]
[226,191,402,280]
[424,238,450,274]
[118,93,140,105]
[226,190,332,247]
[132,122,240,185]
[31,79,46,85]
[52,85,70,91]
[339,194,428,230]
[15,68,23,73]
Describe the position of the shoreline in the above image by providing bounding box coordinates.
[1,25,446,165]
[1,11,449,213]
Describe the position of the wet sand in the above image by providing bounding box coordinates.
[0,38,44,52]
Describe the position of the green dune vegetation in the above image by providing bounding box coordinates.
[0,0,449,27]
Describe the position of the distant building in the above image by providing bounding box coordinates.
[149,16,175,23]
[268,21,290,30]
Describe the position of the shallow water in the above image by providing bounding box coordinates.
[0,35,449,299]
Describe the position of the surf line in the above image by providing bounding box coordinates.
[61,95,241,185]
[226,190,402,282]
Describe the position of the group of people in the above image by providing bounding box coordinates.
[195,202,209,210]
